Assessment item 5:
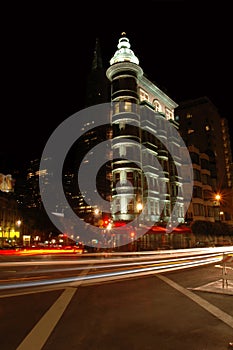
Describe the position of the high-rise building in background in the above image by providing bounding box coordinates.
[176,97,233,223]
[182,145,218,223]
[63,38,112,224]
[85,38,110,108]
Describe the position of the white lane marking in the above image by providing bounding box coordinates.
[16,287,76,350]
[157,274,233,329]
[16,268,90,350]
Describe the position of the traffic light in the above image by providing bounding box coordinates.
[102,216,111,227]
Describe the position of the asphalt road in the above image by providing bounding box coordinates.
[0,260,232,350]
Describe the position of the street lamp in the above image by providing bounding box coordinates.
[94,208,100,215]
[136,202,143,222]
[136,202,143,212]
[16,220,22,227]
[16,219,22,245]
[93,207,104,227]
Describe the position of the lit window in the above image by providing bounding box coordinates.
[113,103,120,114]
[139,88,149,102]
[119,121,125,130]
[119,145,126,157]
[165,108,173,120]
[124,102,132,112]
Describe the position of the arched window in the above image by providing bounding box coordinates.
[153,99,161,112]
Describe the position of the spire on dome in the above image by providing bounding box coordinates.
[110,32,139,66]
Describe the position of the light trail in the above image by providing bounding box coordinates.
[0,252,224,274]
[0,254,222,291]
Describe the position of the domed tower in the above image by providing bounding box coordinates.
[106,32,143,104]
[106,33,144,223]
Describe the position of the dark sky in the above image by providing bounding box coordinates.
[1,1,232,173]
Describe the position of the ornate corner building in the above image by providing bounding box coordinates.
[74,33,186,227]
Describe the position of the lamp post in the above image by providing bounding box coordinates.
[135,202,143,251]
[93,208,101,226]
[214,194,221,221]
[136,202,143,229]
[0,226,2,247]
[16,219,22,246]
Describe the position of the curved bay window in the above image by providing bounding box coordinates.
[112,100,139,115]
[112,77,137,94]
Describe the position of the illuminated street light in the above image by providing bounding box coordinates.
[93,207,102,227]
[16,220,22,227]
[136,203,143,212]
[94,208,100,215]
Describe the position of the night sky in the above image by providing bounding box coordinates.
[1,1,232,173]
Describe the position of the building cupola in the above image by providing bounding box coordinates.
[106,33,143,97]
[109,32,140,66]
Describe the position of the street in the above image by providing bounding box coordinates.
[0,251,232,350]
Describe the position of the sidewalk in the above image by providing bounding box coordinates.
[191,279,233,295]
[190,260,233,295]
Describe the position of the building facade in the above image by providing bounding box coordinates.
[182,145,218,223]
[106,33,185,227]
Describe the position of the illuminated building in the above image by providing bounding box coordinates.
[26,158,70,216]
[25,159,42,208]
[0,192,21,246]
[0,173,15,193]
[71,33,186,227]
[106,33,185,226]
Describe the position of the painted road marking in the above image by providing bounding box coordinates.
[16,268,90,350]
[157,274,233,329]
